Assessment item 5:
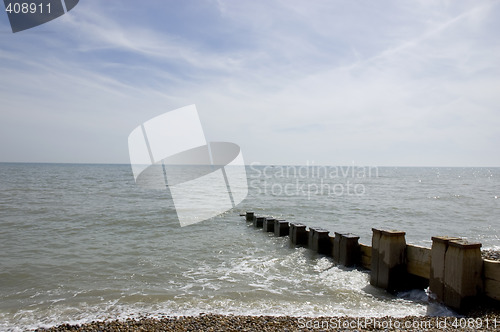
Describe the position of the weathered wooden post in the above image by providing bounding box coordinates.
[333,232,343,263]
[254,216,265,228]
[443,240,483,312]
[290,223,308,246]
[317,228,332,256]
[274,219,289,237]
[245,211,255,222]
[308,227,331,255]
[340,233,360,267]
[263,217,276,232]
[308,227,317,250]
[370,229,381,286]
[429,236,460,302]
[370,229,407,292]
[332,232,360,266]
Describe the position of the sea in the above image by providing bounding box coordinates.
[0,163,499,331]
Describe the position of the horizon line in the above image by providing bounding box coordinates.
[0,161,499,168]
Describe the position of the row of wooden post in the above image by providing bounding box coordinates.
[244,211,489,313]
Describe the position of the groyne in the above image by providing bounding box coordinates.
[244,211,500,314]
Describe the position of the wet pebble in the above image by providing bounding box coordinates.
[482,249,500,261]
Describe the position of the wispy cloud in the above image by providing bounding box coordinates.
[0,0,499,165]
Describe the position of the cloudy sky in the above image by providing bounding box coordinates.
[1,0,499,166]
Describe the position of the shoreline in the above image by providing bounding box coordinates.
[35,311,500,332]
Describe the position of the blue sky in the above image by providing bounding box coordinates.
[1,0,499,166]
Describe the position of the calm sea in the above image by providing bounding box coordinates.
[0,163,499,331]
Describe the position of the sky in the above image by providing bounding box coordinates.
[0,0,499,166]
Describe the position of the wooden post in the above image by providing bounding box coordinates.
[340,233,360,267]
[333,232,343,263]
[263,218,275,232]
[370,229,381,286]
[329,235,335,260]
[443,240,483,312]
[308,227,318,250]
[290,223,308,245]
[254,216,265,228]
[484,260,500,301]
[429,236,460,302]
[245,211,255,222]
[274,220,289,237]
[308,227,331,255]
[360,244,372,270]
[370,229,407,293]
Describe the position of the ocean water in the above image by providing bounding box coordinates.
[0,163,499,331]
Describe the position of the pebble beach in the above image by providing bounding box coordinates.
[35,312,500,332]
[482,249,500,261]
